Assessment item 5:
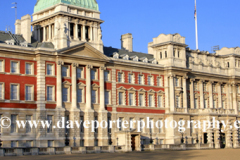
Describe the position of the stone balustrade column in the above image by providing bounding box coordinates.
[86,65,92,110]
[218,83,222,109]
[209,81,213,109]
[199,80,204,109]
[48,24,52,41]
[169,75,175,112]
[43,26,46,42]
[74,23,78,40]
[57,61,63,108]
[232,83,238,114]
[182,76,188,109]
[81,23,86,42]
[72,63,78,109]
[100,67,106,111]
[190,79,195,109]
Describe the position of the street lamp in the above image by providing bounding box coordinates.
[149,126,153,144]
[196,132,199,143]
[0,133,2,148]
[65,132,69,146]
[181,132,184,144]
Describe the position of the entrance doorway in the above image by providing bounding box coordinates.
[204,133,208,144]
[220,133,225,148]
[131,135,136,151]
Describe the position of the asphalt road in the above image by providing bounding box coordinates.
[1,149,240,160]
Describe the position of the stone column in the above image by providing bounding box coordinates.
[225,121,233,148]
[81,23,86,42]
[48,24,52,41]
[93,25,97,42]
[233,128,239,148]
[227,83,230,110]
[229,84,233,109]
[209,81,213,109]
[72,63,78,109]
[199,80,204,109]
[57,61,63,108]
[43,26,46,42]
[169,75,175,112]
[182,76,188,110]
[218,83,222,109]
[190,79,195,109]
[214,129,220,148]
[232,83,238,114]
[86,65,92,110]
[74,23,78,40]
[100,67,106,111]
[89,26,93,42]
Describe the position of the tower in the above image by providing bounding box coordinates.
[31,0,104,52]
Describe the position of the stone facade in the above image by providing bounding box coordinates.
[0,0,239,152]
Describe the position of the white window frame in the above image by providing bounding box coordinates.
[77,67,84,79]
[175,78,179,87]
[138,91,145,107]
[194,98,198,109]
[118,72,124,83]
[25,85,34,101]
[10,83,19,101]
[48,140,54,147]
[47,115,53,133]
[148,93,154,107]
[157,76,162,87]
[91,68,98,80]
[91,84,99,104]
[25,62,34,75]
[128,73,134,84]
[10,60,20,74]
[11,114,18,133]
[158,95,163,108]
[104,70,110,81]
[11,141,18,148]
[138,74,144,85]
[176,95,180,108]
[77,88,83,103]
[46,63,55,76]
[91,89,97,104]
[62,87,70,102]
[0,83,5,100]
[128,92,135,106]
[118,91,125,106]
[46,85,55,102]
[148,76,153,86]
[26,115,32,133]
[204,99,208,109]
[77,83,86,103]
[105,90,111,105]
[0,59,5,72]
[62,65,69,77]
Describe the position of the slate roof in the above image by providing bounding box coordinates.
[103,46,154,59]
[0,31,25,44]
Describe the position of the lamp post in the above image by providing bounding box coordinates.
[149,125,153,144]
[117,137,119,146]
[65,132,69,146]
[73,136,76,147]
[181,132,184,144]
[196,132,199,143]
[109,133,112,145]
[0,133,2,148]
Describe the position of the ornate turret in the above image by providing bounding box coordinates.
[31,0,103,51]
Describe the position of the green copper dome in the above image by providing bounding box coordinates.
[34,0,99,13]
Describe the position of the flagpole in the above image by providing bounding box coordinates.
[195,0,199,50]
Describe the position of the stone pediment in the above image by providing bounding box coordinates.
[57,43,109,61]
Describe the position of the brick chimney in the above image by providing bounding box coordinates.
[121,33,133,52]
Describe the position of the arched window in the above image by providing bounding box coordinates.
[165,51,167,58]
[160,52,162,59]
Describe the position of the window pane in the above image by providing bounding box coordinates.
[47,64,53,75]
[0,61,2,72]
[62,66,68,77]
[104,71,109,81]
[11,115,17,133]
[0,84,2,99]
[139,94,143,106]
[119,92,123,105]
[62,88,68,102]
[91,70,96,80]
[77,68,82,78]
[118,73,122,82]
[26,86,32,101]
[105,91,109,104]
[47,115,53,133]
[139,75,142,84]
[158,95,162,107]
[26,115,32,133]
[11,62,18,73]
[149,95,153,107]
[11,84,18,100]
[91,90,96,103]
[26,63,32,75]
[77,89,82,103]
[129,93,133,106]
[47,86,53,101]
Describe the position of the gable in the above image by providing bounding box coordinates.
[58,43,109,61]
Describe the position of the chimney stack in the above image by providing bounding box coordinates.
[20,14,32,43]
[121,33,133,52]
[15,19,21,34]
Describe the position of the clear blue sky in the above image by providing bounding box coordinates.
[0,0,239,53]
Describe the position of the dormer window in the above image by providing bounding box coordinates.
[132,56,139,62]
[113,52,119,59]
[122,55,129,60]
